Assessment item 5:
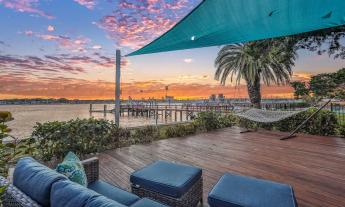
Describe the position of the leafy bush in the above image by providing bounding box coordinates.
[193,112,223,131]
[0,112,35,204]
[275,108,338,136]
[165,123,197,138]
[130,126,159,144]
[219,114,238,128]
[32,118,122,161]
[239,108,339,136]
[337,124,345,137]
[0,112,31,176]
[0,111,13,122]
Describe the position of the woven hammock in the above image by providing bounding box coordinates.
[235,108,309,123]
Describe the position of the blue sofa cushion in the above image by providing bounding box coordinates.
[88,180,140,206]
[13,157,67,206]
[130,160,202,198]
[86,196,127,207]
[51,180,99,207]
[208,173,298,207]
[130,198,168,207]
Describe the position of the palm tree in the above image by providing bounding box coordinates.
[215,38,297,108]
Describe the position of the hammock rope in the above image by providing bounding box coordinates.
[235,108,309,123]
[234,100,331,140]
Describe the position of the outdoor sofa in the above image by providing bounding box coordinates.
[0,157,167,207]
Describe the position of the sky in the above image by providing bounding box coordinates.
[0,0,344,100]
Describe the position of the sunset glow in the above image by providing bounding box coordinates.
[0,0,344,100]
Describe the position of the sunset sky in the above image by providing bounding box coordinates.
[0,0,344,100]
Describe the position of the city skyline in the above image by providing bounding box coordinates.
[0,0,344,100]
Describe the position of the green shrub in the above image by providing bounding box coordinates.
[274,108,338,136]
[219,114,238,128]
[337,124,345,137]
[193,112,223,131]
[0,112,34,178]
[236,108,338,136]
[165,123,197,138]
[131,126,159,144]
[238,117,257,130]
[0,111,13,122]
[32,118,122,161]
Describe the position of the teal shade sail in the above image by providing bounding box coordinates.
[127,0,345,56]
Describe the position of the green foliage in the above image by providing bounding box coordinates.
[290,81,310,99]
[293,25,345,59]
[239,108,338,136]
[193,112,236,131]
[165,123,197,138]
[0,184,7,207]
[277,108,338,136]
[193,112,223,131]
[219,114,238,128]
[310,73,337,97]
[32,118,122,161]
[309,68,345,99]
[215,39,296,107]
[0,112,13,123]
[0,111,35,204]
[301,95,320,106]
[337,124,345,137]
[131,126,159,144]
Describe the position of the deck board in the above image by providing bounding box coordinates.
[98,127,345,207]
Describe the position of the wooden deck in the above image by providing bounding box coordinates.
[98,127,345,207]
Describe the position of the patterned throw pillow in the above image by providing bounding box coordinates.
[56,152,87,186]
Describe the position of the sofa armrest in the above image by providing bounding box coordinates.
[0,176,41,207]
[82,157,99,184]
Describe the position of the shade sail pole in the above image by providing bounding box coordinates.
[115,49,121,126]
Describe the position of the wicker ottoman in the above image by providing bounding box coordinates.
[130,160,203,207]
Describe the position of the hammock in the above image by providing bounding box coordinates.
[235,108,309,123]
[234,100,331,140]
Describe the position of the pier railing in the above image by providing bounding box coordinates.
[89,101,345,124]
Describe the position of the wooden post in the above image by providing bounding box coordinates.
[155,105,158,125]
[89,104,93,112]
[115,49,121,126]
[175,106,177,122]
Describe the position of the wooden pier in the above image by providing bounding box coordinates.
[89,104,234,121]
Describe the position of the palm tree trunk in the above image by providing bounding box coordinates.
[245,75,261,108]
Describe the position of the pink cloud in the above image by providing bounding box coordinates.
[92,45,102,49]
[98,0,200,49]
[0,53,129,80]
[36,34,90,52]
[74,0,96,9]
[0,0,54,19]
[24,30,34,36]
[47,25,55,32]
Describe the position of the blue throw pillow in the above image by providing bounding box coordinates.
[56,152,87,187]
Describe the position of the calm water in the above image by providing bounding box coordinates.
[0,104,176,139]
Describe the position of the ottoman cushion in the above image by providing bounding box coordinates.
[88,180,140,206]
[130,160,202,198]
[208,173,298,207]
[130,198,168,207]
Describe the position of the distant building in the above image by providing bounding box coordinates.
[209,94,216,101]
[218,94,225,102]
[165,96,174,101]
